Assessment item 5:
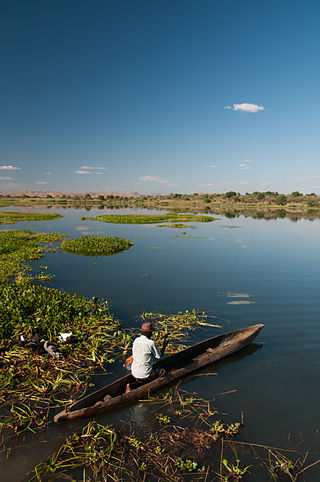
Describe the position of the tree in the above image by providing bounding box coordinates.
[277,194,287,205]
[225,191,237,198]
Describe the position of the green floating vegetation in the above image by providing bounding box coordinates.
[0,230,64,282]
[0,273,211,439]
[61,235,134,256]
[27,390,240,481]
[0,278,120,438]
[157,223,196,228]
[0,211,62,225]
[140,309,216,355]
[82,213,216,224]
[26,388,316,482]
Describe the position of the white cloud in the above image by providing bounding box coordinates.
[243,159,251,163]
[225,103,264,113]
[139,175,169,184]
[239,164,252,170]
[204,164,217,168]
[295,175,320,182]
[0,176,13,180]
[0,164,22,170]
[75,166,106,175]
[35,181,48,185]
[45,171,52,175]
[81,166,107,170]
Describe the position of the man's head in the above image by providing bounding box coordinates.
[140,321,154,337]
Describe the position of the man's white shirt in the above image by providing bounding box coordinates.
[131,335,161,379]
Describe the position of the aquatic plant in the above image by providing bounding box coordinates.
[61,235,134,256]
[140,309,221,355]
[0,277,123,437]
[0,211,62,225]
[82,212,216,224]
[0,230,64,282]
[221,458,251,480]
[157,223,196,228]
[26,387,320,481]
[0,274,216,440]
[26,389,233,481]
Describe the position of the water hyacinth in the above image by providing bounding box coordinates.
[82,213,216,224]
[0,230,65,282]
[0,277,121,437]
[61,235,134,256]
[26,388,318,481]
[0,211,62,225]
[0,275,218,439]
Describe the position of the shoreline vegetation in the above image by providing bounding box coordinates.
[1,190,320,221]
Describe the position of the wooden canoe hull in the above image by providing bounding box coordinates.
[54,323,263,422]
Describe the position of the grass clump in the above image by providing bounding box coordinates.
[82,213,216,224]
[0,211,62,225]
[61,235,134,256]
[0,230,64,282]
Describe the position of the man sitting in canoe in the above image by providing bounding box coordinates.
[130,322,167,385]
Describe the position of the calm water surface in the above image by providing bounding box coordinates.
[2,206,320,480]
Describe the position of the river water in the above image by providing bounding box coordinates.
[1,206,320,480]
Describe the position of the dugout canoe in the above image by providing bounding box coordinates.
[54,323,264,422]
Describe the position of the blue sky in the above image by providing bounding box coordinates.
[1,0,320,194]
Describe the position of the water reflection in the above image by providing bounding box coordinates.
[3,201,320,221]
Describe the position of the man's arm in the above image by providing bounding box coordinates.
[151,340,161,360]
